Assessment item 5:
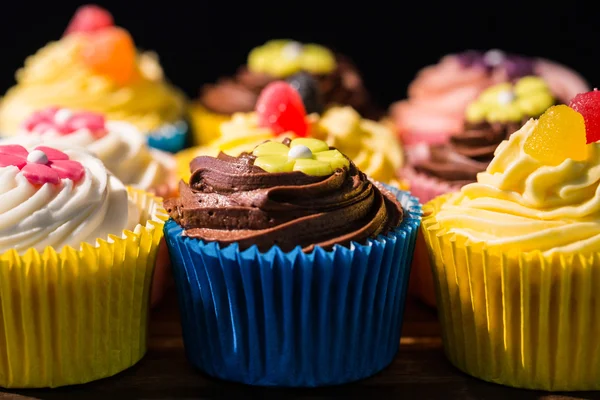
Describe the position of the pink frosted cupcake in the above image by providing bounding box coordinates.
[390,49,589,149]
[406,76,561,307]
[403,76,557,205]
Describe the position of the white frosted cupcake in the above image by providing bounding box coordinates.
[4,107,177,198]
[0,143,166,388]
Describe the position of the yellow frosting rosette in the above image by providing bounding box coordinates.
[177,107,405,188]
[0,32,187,137]
[422,103,600,390]
[0,187,167,388]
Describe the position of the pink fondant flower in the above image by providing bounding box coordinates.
[0,145,85,185]
[23,107,107,138]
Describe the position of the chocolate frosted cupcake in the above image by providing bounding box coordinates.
[190,39,377,145]
[164,138,421,387]
[404,76,556,204]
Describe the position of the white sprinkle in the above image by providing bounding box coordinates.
[54,109,74,125]
[497,90,516,105]
[282,42,303,60]
[288,145,313,160]
[27,149,49,165]
[484,49,506,66]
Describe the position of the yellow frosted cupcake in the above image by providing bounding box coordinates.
[0,5,188,153]
[0,143,166,388]
[422,91,600,390]
[180,81,404,188]
[190,39,379,145]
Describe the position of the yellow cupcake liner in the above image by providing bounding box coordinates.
[189,104,231,146]
[422,194,600,391]
[0,188,167,388]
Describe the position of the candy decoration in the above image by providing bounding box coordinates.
[523,105,588,166]
[80,27,137,85]
[252,139,349,176]
[465,76,555,123]
[287,145,313,160]
[569,89,600,144]
[64,5,114,36]
[248,39,337,78]
[23,108,107,138]
[286,72,324,114]
[0,145,85,186]
[256,81,309,137]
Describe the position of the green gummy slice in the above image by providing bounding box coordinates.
[293,159,333,176]
[254,156,295,173]
[290,138,329,153]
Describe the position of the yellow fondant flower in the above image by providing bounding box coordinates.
[247,40,336,78]
[252,138,349,176]
[466,76,555,123]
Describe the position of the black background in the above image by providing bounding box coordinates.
[1,0,597,110]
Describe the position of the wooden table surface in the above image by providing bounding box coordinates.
[1,289,599,400]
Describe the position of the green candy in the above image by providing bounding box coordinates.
[293,159,333,176]
[290,138,330,153]
[254,156,295,173]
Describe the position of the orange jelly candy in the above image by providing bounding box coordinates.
[523,105,588,166]
[80,27,137,85]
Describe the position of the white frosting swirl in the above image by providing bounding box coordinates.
[0,147,139,254]
[7,120,175,192]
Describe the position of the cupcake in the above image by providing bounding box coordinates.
[390,49,589,148]
[0,143,166,388]
[421,91,600,390]
[190,39,378,145]
[164,134,421,387]
[404,76,556,205]
[3,107,177,198]
[180,81,405,188]
[0,5,188,153]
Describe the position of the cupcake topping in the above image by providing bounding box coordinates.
[63,5,137,85]
[456,49,535,79]
[256,81,309,137]
[285,72,324,114]
[0,145,84,185]
[569,89,600,144]
[23,107,108,138]
[248,39,337,78]
[523,104,588,165]
[165,144,402,252]
[252,138,349,176]
[465,76,555,123]
[64,4,114,36]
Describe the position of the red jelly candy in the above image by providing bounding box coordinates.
[64,5,114,36]
[256,81,308,137]
[569,89,600,144]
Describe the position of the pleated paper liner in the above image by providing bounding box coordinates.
[164,186,422,387]
[147,119,189,153]
[422,194,600,391]
[0,188,167,388]
[189,104,231,146]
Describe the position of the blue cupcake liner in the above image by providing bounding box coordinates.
[164,185,422,387]
[147,119,189,153]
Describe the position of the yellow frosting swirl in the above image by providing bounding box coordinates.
[0,34,187,135]
[247,39,336,78]
[465,76,555,123]
[175,107,404,186]
[433,119,600,254]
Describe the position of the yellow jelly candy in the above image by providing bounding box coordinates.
[523,105,588,166]
[290,138,329,153]
[254,156,295,173]
[252,141,290,156]
[293,159,333,176]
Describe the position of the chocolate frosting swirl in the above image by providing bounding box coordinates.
[199,55,380,119]
[413,120,524,185]
[165,151,403,252]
